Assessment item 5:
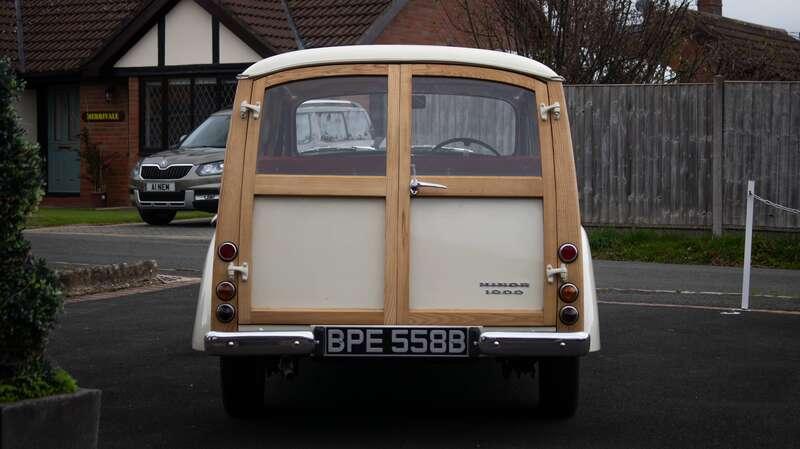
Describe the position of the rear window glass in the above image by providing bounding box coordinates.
[257,76,388,176]
[411,77,541,176]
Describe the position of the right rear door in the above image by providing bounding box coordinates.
[398,65,558,326]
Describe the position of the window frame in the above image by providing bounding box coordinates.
[139,75,237,156]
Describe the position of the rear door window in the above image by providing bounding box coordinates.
[411,77,540,176]
[258,76,387,176]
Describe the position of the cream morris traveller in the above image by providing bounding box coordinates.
[192,45,600,418]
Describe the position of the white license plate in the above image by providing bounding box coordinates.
[145,182,175,192]
[324,327,470,357]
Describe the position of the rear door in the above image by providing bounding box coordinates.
[232,65,400,327]
[397,65,557,326]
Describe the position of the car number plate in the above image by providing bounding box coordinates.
[323,327,470,357]
[145,182,175,192]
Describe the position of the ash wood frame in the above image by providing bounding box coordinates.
[397,64,558,326]
[217,63,578,330]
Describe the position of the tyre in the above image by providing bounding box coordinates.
[137,209,177,225]
[538,357,579,418]
[220,357,265,418]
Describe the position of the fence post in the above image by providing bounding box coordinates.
[740,180,755,310]
[712,76,725,236]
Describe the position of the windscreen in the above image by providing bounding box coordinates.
[180,114,231,149]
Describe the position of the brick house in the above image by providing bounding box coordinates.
[675,0,800,82]
[1,0,469,207]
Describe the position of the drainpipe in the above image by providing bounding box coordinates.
[14,0,26,72]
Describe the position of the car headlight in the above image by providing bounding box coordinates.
[196,161,224,176]
[131,160,142,179]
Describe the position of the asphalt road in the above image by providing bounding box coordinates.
[49,284,800,449]
[25,220,800,309]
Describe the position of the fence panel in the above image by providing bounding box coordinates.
[722,82,800,230]
[565,84,715,228]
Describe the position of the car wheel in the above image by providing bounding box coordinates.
[137,209,177,225]
[220,357,265,419]
[538,357,579,418]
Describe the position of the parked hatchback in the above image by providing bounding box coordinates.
[130,110,229,225]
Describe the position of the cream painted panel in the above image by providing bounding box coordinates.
[219,24,262,64]
[250,197,385,310]
[410,198,544,311]
[165,0,212,66]
[114,26,158,68]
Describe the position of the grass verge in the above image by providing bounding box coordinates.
[27,208,212,228]
[588,228,800,270]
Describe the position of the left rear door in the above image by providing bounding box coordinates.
[228,65,401,328]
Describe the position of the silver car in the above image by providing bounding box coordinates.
[130,110,230,225]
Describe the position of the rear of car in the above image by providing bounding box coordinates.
[130,110,229,224]
[192,46,600,419]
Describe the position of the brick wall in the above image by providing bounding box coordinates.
[79,80,131,207]
[375,0,472,46]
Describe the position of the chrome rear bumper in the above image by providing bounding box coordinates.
[205,329,590,357]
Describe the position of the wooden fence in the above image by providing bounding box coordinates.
[565,80,800,231]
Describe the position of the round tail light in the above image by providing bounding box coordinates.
[216,281,236,301]
[559,305,579,325]
[559,283,580,303]
[216,304,236,323]
[218,241,238,262]
[558,243,578,263]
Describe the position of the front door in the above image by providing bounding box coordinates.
[214,64,557,331]
[47,85,81,193]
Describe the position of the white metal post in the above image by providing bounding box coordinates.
[741,180,755,310]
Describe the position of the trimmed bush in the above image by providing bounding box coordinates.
[0,57,76,401]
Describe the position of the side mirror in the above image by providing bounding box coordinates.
[179,134,188,144]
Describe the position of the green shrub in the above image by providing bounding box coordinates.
[0,57,73,401]
[0,363,77,403]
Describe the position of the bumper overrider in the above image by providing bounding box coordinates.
[204,329,590,358]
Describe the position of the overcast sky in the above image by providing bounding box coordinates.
[715,0,800,33]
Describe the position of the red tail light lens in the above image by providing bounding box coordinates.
[216,281,236,301]
[218,241,238,262]
[559,305,579,325]
[558,243,578,263]
[559,283,580,303]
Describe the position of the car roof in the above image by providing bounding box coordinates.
[239,45,563,82]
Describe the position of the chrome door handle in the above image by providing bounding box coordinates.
[409,178,447,196]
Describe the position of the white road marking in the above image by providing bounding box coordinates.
[597,287,797,300]
[599,300,800,316]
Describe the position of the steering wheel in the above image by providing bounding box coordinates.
[431,137,501,156]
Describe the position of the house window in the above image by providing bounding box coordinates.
[141,76,236,155]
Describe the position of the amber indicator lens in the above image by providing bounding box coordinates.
[559,305,579,325]
[216,281,237,301]
[559,283,580,303]
[216,304,236,323]
[558,243,578,263]
[217,241,238,261]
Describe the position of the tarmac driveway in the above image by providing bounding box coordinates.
[49,284,800,449]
